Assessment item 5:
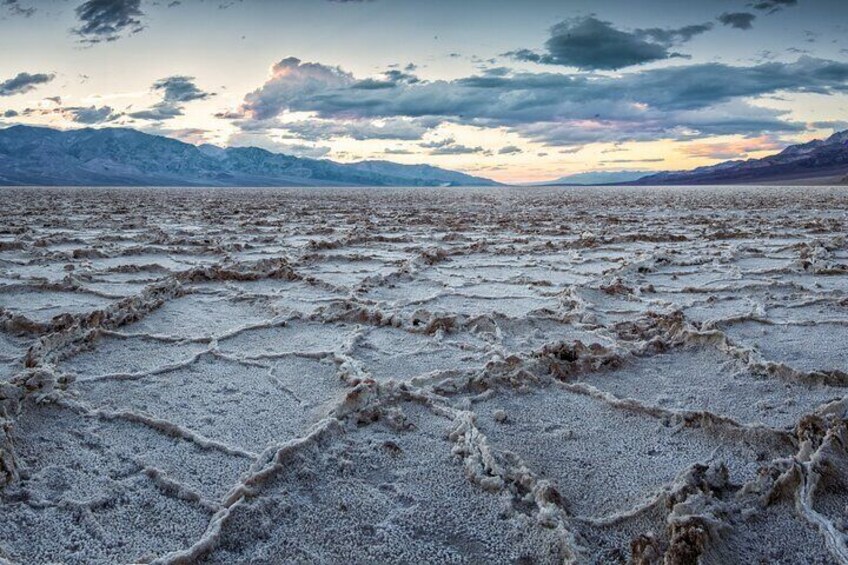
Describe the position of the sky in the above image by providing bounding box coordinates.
[1,0,847,183]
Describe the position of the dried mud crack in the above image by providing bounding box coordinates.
[1,185,847,564]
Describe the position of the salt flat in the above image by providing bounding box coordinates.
[0,185,847,564]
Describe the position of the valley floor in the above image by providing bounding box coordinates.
[1,185,847,564]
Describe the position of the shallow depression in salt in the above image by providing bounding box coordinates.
[1,185,848,564]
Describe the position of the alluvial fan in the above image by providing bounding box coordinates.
[1,185,847,564]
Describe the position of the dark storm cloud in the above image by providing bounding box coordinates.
[74,0,145,44]
[2,0,35,17]
[505,17,712,71]
[0,72,54,96]
[231,55,848,146]
[751,0,798,12]
[2,109,19,118]
[718,12,757,30]
[129,76,212,121]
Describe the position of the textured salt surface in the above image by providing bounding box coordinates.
[1,185,847,564]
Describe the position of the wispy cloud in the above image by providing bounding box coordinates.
[751,0,798,13]
[2,0,35,17]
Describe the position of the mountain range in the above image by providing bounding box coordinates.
[629,130,848,186]
[533,170,647,186]
[0,125,497,187]
[2,125,847,187]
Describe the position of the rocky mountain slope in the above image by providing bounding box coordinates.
[0,125,498,187]
[632,130,848,185]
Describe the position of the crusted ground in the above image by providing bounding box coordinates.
[1,185,847,564]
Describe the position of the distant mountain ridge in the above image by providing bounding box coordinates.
[0,125,498,187]
[631,130,848,185]
[534,170,648,186]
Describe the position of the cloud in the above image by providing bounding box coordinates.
[429,143,484,155]
[0,72,54,96]
[280,117,433,141]
[636,23,714,45]
[498,145,522,155]
[239,57,354,121]
[128,103,184,121]
[231,56,848,147]
[420,137,456,149]
[751,0,798,13]
[2,109,19,118]
[6,103,121,124]
[64,105,119,124]
[352,68,421,90]
[810,120,848,131]
[418,136,485,155]
[229,59,431,141]
[129,76,213,121]
[599,158,665,164]
[505,17,711,71]
[74,0,145,44]
[2,0,35,17]
[382,69,420,84]
[152,75,213,103]
[349,66,423,90]
[718,12,757,30]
